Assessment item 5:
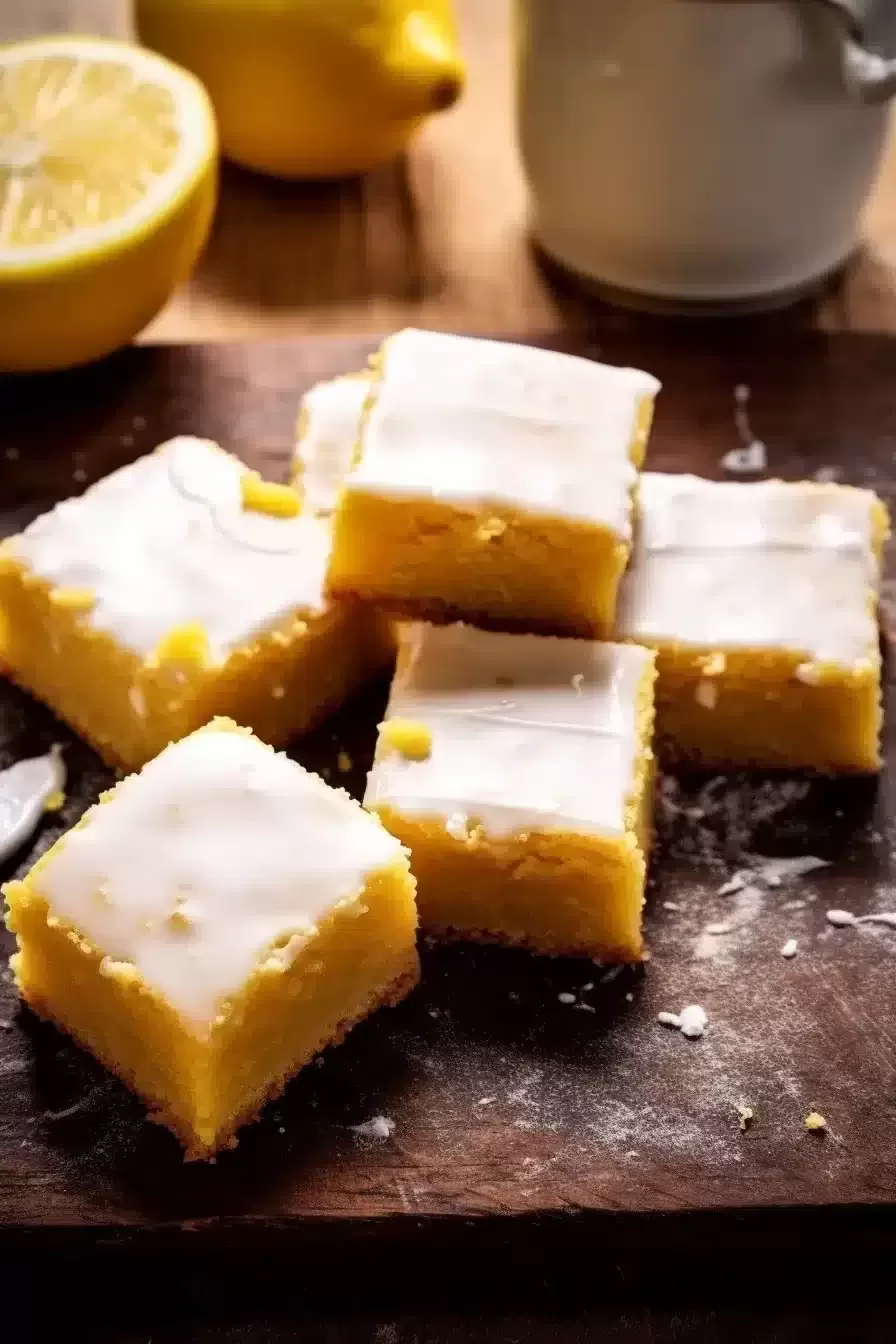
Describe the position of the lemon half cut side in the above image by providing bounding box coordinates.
[0,36,217,373]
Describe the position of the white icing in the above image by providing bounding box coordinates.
[0,748,66,864]
[30,726,403,1033]
[294,376,369,515]
[348,329,659,534]
[9,438,333,662]
[617,474,880,666]
[365,623,651,839]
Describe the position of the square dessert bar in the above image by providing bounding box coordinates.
[365,623,656,961]
[4,719,419,1158]
[328,329,660,638]
[0,437,391,771]
[293,373,370,515]
[616,473,889,771]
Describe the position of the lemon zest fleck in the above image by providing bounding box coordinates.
[240,473,302,519]
[380,717,432,761]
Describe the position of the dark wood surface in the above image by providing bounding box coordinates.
[1,329,896,1313]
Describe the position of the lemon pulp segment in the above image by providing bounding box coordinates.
[0,37,217,371]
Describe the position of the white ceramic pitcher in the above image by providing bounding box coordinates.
[517,0,896,310]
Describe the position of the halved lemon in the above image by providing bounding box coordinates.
[0,36,217,373]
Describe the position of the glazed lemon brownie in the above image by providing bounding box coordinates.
[328,329,660,638]
[293,373,370,515]
[616,473,888,771]
[0,437,391,771]
[4,719,419,1158]
[365,623,656,961]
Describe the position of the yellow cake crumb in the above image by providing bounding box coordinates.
[240,473,302,519]
[380,718,433,761]
[167,908,192,932]
[700,651,726,677]
[43,790,65,813]
[694,679,718,710]
[475,516,507,543]
[149,623,210,670]
[337,750,353,774]
[49,587,96,613]
[804,1110,828,1132]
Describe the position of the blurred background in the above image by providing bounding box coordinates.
[6,0,896,348]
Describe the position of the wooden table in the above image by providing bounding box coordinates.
[5,0,896,341]
[5,4,896,1341]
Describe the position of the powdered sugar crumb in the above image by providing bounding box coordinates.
[827,907,896,930]
[680,1005,708,1038]
[781,938,798,959]
[351,1115,395,1141]
[658,1005,708,1039]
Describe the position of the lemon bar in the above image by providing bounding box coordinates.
[328,329,660,638]
[4,719,419,1158]
[365,623,656,961]
[0,437,391,771]
[293,373,370,515]
[616,473,888,770]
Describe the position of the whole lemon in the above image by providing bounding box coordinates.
[134,0,464,179]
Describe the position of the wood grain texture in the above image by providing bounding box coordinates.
[1,329,895,1273]
[5,0,896,339]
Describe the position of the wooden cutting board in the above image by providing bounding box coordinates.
[1,328,895,1284]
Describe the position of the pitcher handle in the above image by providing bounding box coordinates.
[821,0,896,102]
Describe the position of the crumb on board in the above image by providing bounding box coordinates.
[694,679,718,710]
[475,515,507,542]
[804,1111,827,1133]
[827,907,896,930]
[351,1115,395,1141]
[721,440,767,474]
[679,1004,708,1039]
[781,938,798,959]
[736,1104,754,1132]
[658,1005,708,1039]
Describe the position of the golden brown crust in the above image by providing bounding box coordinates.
[423,923,642,964]
[325,590,605,641]
[18,955,420,1161]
